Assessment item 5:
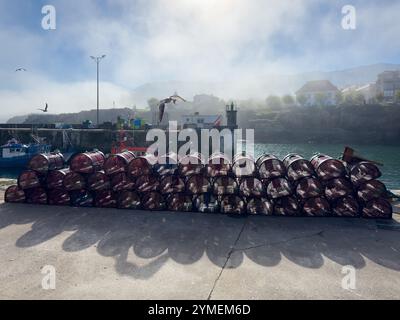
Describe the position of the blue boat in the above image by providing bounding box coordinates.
[0,138,51,168]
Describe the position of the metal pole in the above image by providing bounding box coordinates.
[96,59,99,127]
[91,55,105,127]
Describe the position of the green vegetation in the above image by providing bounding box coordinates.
[282,94,295,106]
[396,90,400,103]
[335,92,344,105]
[296,94,307,107]
[376,92,384,103]
[240,104,400,144]
[265,95,282,110]
[315,93,327,106]
[147,98,160,109]
[342,90,365,105]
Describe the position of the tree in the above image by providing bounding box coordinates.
[354,92,365,105]
[282,94,295,106]
[296,94,307,107]
[343,90,366,105]
[335,92,344,105]
[265,95,282,110]
[315,93,327,106]
[343,90,356,105]
[376,93,384,103]
[147,98,160,124]
[147,98,159,110]
[395,90,400,104]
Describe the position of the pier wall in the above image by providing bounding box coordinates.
[0,127,237,155]
[0,128,148,153]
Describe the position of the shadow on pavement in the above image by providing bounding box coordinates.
[0,203,399,279]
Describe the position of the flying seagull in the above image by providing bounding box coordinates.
[37,103,48,112]
[15,68,27,72]
[158,95,186,123]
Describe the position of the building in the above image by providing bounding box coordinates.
[341,83,377,104]
[355,83,377,104]
[376,70,400,102]
[296,80,340,106]
[181,112,222,129]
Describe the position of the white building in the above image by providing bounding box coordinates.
[376,70,400,101]
[181,112,222,129]
[341,83,377,104]
[296,80,340,106]
[355,83,377,104]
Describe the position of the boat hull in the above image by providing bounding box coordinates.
[0,155,31,168]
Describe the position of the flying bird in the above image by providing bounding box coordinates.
[158,95,186,123]
[37,103,49,112]
[15,68,27,72]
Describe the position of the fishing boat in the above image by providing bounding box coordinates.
[0,138,51,168]
[111,130,147,156]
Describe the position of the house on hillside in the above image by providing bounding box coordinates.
[376,70,400,102]
[341,83,377,104]
[296,80,340,106]
[355,83,377,104]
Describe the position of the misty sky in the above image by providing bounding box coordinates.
[0,0,399,120]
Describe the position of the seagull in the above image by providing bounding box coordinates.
[15,68,27,72]
[37,103,49,112]
[158,95,186,123]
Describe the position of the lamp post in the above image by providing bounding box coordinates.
[90,55,106,127]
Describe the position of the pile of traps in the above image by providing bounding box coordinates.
[4,150,393,218]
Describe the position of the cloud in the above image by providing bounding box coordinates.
[0,80,132,122]
[0,0,399,119]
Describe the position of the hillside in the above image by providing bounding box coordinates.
[241,104,400,144]
[7,108,150,125]
[130,63,400,104]
[6,63,400,124]
[6,95,227,125]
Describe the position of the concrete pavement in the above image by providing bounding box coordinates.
[0,198,399,300]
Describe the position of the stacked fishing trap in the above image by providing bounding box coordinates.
[4,150,393,218]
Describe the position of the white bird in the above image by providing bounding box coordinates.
[15,68,27,72]
[158,95,186,123]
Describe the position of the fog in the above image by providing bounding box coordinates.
[0,0,399,121]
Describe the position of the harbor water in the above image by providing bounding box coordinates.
[0,144,399,190]
[254,144,400,190]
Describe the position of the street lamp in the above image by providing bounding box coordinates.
[90,55,106,127]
